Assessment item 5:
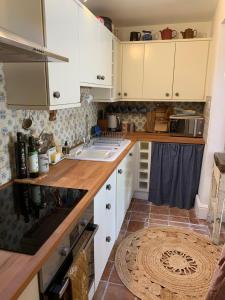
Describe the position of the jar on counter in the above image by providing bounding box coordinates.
[122,121,130,133]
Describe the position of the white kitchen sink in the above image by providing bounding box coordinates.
[66,139,131,162]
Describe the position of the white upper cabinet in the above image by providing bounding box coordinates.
[4,0,80,109]
[120,39,210,102]
[43,0,79,106]
[78,5,112,88]
[44,0,80,106]
[78,5,99,85]
[143,43,175,100]
[173,41,209,101]
[122,44,144,99]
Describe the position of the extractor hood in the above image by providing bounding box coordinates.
[0,27,69,63]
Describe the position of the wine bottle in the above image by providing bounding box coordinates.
[28,136,39,178]
[15,132,27,179]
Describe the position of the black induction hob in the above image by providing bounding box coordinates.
[0,183,87,255]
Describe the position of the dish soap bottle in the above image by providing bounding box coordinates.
[15,132,27,179]
[28,136,39,178]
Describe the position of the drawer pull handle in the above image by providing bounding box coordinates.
[106,203,111,210]
[106,184,111,191]
[106,236,111,243]
[53,91,60,99]
[118,169,123,174]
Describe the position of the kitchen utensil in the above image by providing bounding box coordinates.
[122,121,130,133]
[181,28,197,39]
[130,32,141,41]
[142,30,152,40]
[22,112,33,130]
[160,27,177,40]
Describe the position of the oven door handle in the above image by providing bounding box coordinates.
[83,224,99,252]
[59,277,70,299]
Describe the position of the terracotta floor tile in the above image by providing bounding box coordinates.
[104,283,136,300]
[109,266,123,285]
[130,211,149,222]
[189,218,199,225]
[149,219,168,226]
[93,281,108,300]
[150,205,169,215]
[188,208,197,219]
[127,221,148,232]
[132,203,151,213]
[168,221,190,228]
[101,261,114,281]
[198,219,209,226]
[169,216,190,223]
[169,207,189,217]
[149,213,168,221]
[190,228,210,237]
[133,199,151,206]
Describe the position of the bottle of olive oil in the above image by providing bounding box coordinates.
[15,132,27,179]
[28,136,39,178]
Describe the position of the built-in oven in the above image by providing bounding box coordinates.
[39,202,98,300]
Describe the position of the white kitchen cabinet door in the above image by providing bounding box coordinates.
[173,41,209,101]
[143,43,175,100]
[98,24,113,87]
[116,156,129,237]
[78,5,99,85]
[122,44,144,99]
[94,171,116,289]
[113,39,122,99]
[44,0,80,106]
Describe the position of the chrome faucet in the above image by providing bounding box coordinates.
[83,114,91,147]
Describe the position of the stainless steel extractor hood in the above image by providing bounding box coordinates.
[0,27,69,63]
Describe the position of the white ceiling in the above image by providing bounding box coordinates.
[83,0,218,27]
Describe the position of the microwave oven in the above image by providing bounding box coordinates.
[169,115,204,137]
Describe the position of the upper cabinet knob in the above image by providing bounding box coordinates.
[124,93,128,97]
[97,75,101,80]
[53,91,60,99]
[118,92,121,96]
[165,93,170,97]
[175,92,179,97]
[118,169,123,174]
[106,184,111,191]
[101,76,105,80]
[129,153,133,157]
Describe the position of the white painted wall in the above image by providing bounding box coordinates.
[196,0,225,218]
[117,21,212,41]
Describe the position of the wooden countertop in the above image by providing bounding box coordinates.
[0,134,204,300]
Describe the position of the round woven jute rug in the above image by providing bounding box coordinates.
[115,227,222,300]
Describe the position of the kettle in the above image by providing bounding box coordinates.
[160,27,177,40]
[107,115,121,131]
[130,32,141,41]
[142,30,152,40]
[181,28,197,39]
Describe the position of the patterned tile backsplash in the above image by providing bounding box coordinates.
[0,64,102,186]
[105,102,205,131]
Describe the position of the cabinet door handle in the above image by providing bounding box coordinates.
[106,203,111,210]
[97,75,101,80]
[101,76,105,80]
[118,169,123,174]
[175,92,179,97]
[53,91,60,99]
[60,247,70,257]
[129,153,133,157]
[118,92,121,96]
[106,184,111,191]
[165,93,170,97]
[106,236,111,243]
[124,93,128,97]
